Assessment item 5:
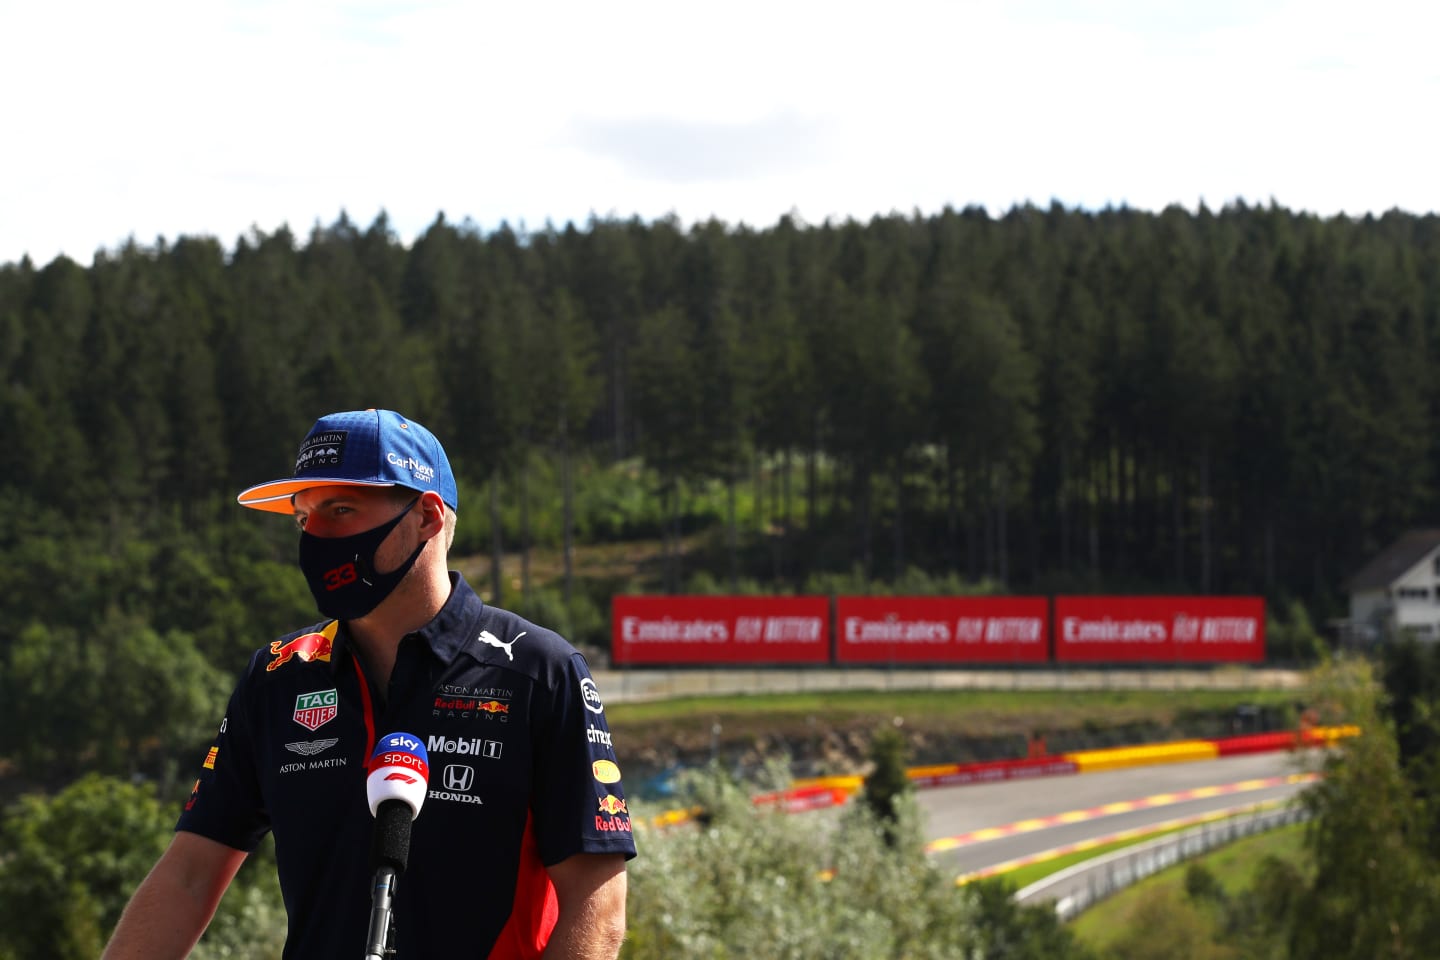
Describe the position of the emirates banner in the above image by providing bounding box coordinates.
[1053,596,1266,663]
[611,595,831,665]
[834,596,1050,664]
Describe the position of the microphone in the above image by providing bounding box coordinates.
[364,733,429,960]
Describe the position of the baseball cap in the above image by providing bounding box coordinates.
[237,409,458,514]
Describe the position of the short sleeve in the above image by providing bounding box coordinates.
[529,653,637,866]
[175,652,271,852]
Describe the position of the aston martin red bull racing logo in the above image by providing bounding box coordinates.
[268,626,337,671]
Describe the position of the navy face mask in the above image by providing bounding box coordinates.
[298,497,423,620]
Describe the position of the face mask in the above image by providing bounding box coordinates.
[298,497,423,620]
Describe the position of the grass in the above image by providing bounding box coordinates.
[607,688,1298,724]
[1068,821,1309,953]
[603,687,1303,765]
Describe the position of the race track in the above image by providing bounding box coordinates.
[917,750,1323,882]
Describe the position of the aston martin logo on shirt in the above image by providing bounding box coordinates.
[285,738,340,757]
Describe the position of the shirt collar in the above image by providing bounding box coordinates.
[415,571,486,664]
[328,571,485,671]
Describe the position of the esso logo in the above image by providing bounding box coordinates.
[580,678,604,715]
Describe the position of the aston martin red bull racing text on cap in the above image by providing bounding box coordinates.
[237,409,458,514]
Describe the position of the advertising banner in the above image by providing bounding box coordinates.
[834,596,1050,664]
[1053,595,1266,663]
[610,595,831,665]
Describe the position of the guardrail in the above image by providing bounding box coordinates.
[1013,804,1312,920]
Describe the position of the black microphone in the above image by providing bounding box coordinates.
[363,733,429,960]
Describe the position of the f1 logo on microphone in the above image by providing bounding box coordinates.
[443,765,475,791]
[385,772,418,784]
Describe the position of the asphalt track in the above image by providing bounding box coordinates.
[600,668,1317,890]
[916,749,1323,884]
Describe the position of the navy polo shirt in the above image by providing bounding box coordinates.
[178,573,636,959]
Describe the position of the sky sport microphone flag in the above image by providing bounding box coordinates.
[367,733,430,819]
[365,733,428,960]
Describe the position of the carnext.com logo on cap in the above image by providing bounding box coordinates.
[387,452,435,484]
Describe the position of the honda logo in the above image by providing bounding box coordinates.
[443,764,475,792]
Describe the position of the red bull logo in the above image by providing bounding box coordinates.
[598,795,628,815]
[268,629,335,671]
[433,698,510,713]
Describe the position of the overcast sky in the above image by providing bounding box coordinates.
[3,0,1438,267]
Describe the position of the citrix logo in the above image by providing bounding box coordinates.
[587,725,613,747]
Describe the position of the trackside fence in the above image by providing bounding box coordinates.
[1013,804,1312,920]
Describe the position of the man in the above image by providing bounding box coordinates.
[103,409,634,959]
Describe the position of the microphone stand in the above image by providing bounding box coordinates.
[364,865,399,959]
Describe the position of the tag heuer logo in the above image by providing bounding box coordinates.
[293,689,338,731]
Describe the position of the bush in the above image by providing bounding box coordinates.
[622,762,1091,959]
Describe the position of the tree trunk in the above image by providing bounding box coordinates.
[560,419,574,605]
[1200,443,1212,593]
[727,470,738,592]
[997,462,1009,587]
[489,477,504,604]
[944,443,958,574]
[892,454,905,580]
[519,456,531,605]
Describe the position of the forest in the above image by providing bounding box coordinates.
[3,200,1437,785]
[4,201,1436,606]
[4,202,1440,956]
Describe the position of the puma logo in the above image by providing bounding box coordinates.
[478,630,524,660]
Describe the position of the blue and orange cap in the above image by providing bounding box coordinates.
[237,409,458,514]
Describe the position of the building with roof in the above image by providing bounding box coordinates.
[1345,529,1440,642]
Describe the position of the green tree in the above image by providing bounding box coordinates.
[1287,655,1440,959]
[1103,885,1237,960]
[0,775,172,960]
[532,287,601,602]
[860,724,912,846]
[628,304,705,591]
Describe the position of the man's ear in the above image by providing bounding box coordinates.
[417,491,447,541]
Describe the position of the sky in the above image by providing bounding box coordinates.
[3,0,1439,267]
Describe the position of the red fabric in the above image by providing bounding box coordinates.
[487,813,558,959]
